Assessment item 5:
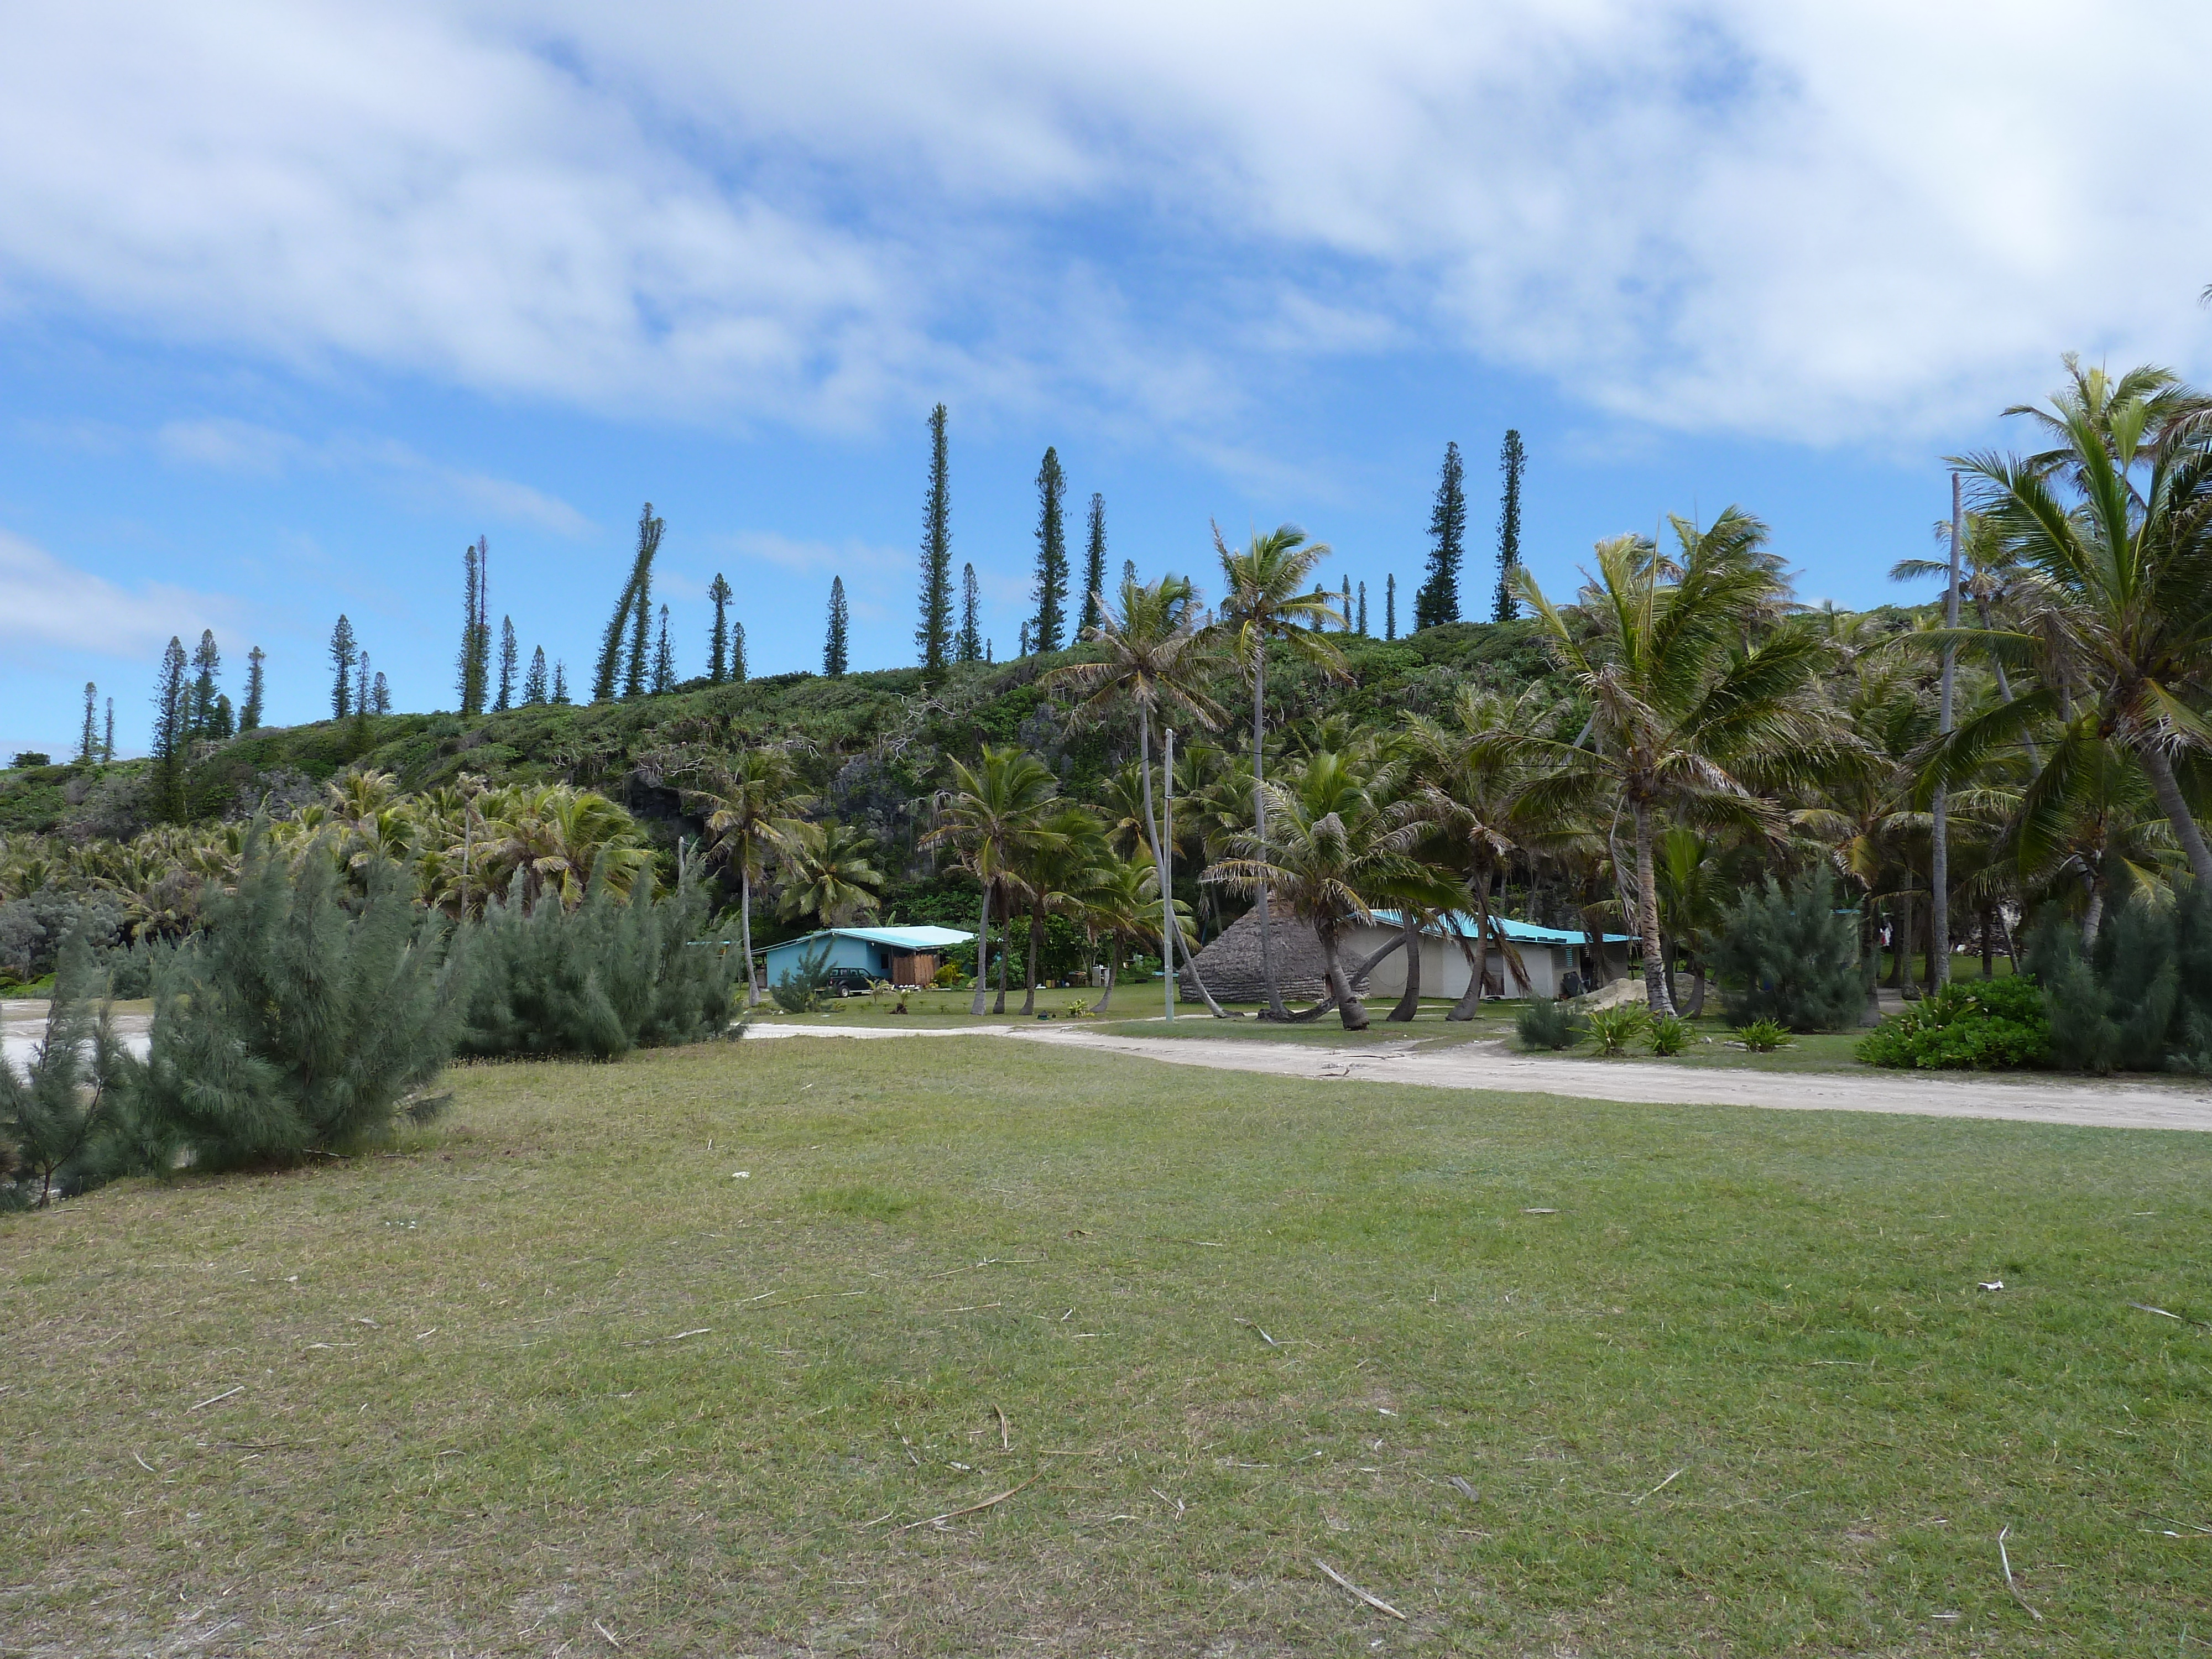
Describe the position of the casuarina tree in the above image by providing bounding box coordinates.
[1415,441,1465,630]
[917,403,954,676]
[1031,447,1070,653]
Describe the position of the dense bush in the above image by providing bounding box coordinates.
[1647,1014,1689,1056]
[1,930,143,1208]
[1713,867,1864,1032]
[2027,888,2212,1074]
[1584,1004,1649,1055]
[138,833,468,1168]
[0,889,123,982]
[1856,975,2050,1070]
[459,869,735,1060]
[1514,998,1587,1050]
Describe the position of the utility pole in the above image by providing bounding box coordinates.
[1163,727,1176,1022]
[1931,471,1962,987]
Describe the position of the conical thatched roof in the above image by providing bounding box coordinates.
[1178,905,1369,1004]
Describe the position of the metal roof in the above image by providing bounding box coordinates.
[1366,909,1635,946]
[763,925,973,952]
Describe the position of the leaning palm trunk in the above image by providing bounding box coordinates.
[1092,938,1120,1013]
[969,883,992,1016]
[993,904,1010,1014]
[1631,803,1676,1015]
[1447,875,1494,1021]
[1386,911,1422,1021]
[1318,925,1369,1031]
[1251,653,1287,1019]
[1139,713,1229,1017]
[2140,744,2212,889]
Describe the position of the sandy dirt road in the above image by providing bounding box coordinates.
[743,1020,2212,1134]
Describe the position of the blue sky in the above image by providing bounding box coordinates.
[4,2,2210,757]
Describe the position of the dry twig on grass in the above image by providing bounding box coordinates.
[1314,1559,1406,1620]
[890,1473,1042,1533]
[1234,1317,1280,1347]
[993,1403,1010,1450]
[186,1386,242,1413]
[594,1616,623,1647]
[1997,1526,2044,1622]
[1632,1468,1684,1504]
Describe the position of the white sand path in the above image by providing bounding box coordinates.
[742,1020,2212,1134]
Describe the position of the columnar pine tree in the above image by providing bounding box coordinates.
[594,504,663,702]
[1493,428,1525,623]
[1342,577,1353,632]
[188,631,221,736]
[551,660,570,704]
[523,646,548,705]
[1079,492,1107,636]
[651,603,675,693]
[495,616,518,711]
[150,636,189,822]
[825,577,849,676]
[77,683,98,764]
[241,646,265,732]
[371,671,392,716]
[707,573,733,682]
[1357,582,1368,637]
[1385,573,1397,640]
[356,651,372,725]
[917,403,953,676]
[102,698,114,762]
[1030,447,1068,653]
[731,619,747,682]
[457,539,491,715]
[1415,441,1465,630]
[329,616,357,718]
[957,563,982,662]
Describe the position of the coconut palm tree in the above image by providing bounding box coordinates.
[1514,526,1844,1015]
[1046,572,1225,1016]
[924,745,1061,1016]
[777,821,885,931]
[1209,751,1416,1030]
[680,750,811,1004]
[1013,804,1105,1014]
[1208,523,1344,1018]
[1934,368,2212,888]
[470,785,653,912]
[1078,851,1189,1013]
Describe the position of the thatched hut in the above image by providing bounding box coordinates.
[1177,906,1365,1004]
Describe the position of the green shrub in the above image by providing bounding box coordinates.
[1713,866,1864,1032]
[770,941,833,1013]
[139,831,468,1168]
[1514,998,1588,1051]
[1856,976,2049,1070]
[460,869,735,1061]
[1647,1014,1689,1056]
[1735,1017,1793,1052]
[2026,887,2212,1074]
[1584,1004,1650,1055]
[1,930,143,1208]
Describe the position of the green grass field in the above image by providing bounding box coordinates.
[5,1037,2208,1655]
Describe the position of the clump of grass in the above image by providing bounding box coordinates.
[1584,1004,1651,1056]
[804,1182,927,1220]
[1647,1013,1691,1056]
[1514,998,1588,1050]
[1735,1016,1794,1052]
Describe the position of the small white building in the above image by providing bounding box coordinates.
[1353,910,1634,1001]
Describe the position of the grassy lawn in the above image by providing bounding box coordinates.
[6,1040,2208,1655]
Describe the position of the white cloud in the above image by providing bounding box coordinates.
[723,530,909,580]
[155,418,589,535]
[0,529,233,661]
[3,3,2209,446]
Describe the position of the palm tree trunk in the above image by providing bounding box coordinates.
[1631,802,1676,1015]
[1021,902,1043,1015]
[1321,930,1368,1031]
[1251,650,1286,1020]
[1093,938,1120,1014]
[1386,911,1422,1021]
[1688,961,1708,1017]
[1447,879,1493,1020]
[993,901,1009,1014]
[740,865,758,1005]
[2140,743,2212,889]
[2082,875,2105,947]
[1139,713,1172,1019]
[970,882,992,1016]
